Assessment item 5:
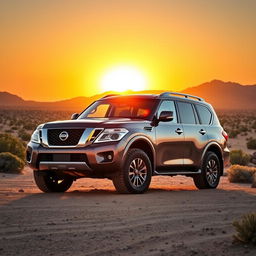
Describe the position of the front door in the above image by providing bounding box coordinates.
[155,100,185,172]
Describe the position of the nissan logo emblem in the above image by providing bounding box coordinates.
[59,131,69,141]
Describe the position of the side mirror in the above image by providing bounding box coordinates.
[71,113,79,120]
[158,111,173,122]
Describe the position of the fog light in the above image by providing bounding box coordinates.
[96,151,114,163]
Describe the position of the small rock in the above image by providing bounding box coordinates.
[47,222,56,226]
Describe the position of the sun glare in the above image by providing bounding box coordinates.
[101,66,147,92]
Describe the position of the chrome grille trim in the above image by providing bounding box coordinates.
[41,128,96,148]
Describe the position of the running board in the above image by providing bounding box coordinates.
[154,169,201,175]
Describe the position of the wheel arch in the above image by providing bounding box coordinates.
[123,136,156,172]
[202,142,224,175]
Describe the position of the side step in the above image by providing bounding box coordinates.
[154,169,201,176]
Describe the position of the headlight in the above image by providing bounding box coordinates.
[94,128,128,143]
[31,129,40,144]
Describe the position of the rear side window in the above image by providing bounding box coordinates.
[177,102,196,124]
[195,105,212,125]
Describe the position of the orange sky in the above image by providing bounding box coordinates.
[0,0,255,101]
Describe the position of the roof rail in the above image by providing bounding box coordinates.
[101,94,120,99]
[159,92,204,101]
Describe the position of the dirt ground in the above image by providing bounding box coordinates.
[0,168,256,256]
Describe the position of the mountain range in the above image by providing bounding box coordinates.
[0,80,255,111]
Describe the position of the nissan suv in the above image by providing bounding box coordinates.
[26,92,230,194]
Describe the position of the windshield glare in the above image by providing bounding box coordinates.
[78,98,157,120]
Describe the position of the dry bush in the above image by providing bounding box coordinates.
[0,133,26,160]
[227,165,256,183]
[230,150,250,166]
[0,152,24,174]
[247,138,256,150]
[233,213,256,245]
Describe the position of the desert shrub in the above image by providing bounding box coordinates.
[227,165,256,183]
[247,138,256,150]
[229,130,239,138]
[23,123,36,130]
[230,150,250,166]
[0,133,26,160]
[252,121,256,129]
[233,213,256,245]
[18,130,31,141]
[0,152,24,173]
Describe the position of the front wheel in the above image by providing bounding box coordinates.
[193,152,221,189]
[112,148,152,194]
[34,171,73,192]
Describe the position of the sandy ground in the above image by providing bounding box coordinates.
[0,168,256,256]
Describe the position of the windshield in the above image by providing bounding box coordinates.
[78,98,158,120]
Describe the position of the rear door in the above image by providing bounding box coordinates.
[155,100,185,171]
[176,101,209,169]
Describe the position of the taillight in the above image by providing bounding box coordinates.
[222,130,228,141]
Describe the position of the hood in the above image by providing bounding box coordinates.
[43,118,150,129]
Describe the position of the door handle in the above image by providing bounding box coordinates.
[175,128,183,135]
[199,129,206,135]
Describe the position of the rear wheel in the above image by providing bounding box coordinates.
[112,148,152,194]
[34,171,73,192]
[193,152,221,189]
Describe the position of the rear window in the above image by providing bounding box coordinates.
[195,104,212,125]
[177,102,196,124]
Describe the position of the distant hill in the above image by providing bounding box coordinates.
[182,80,256,110]
[0,80,255,111]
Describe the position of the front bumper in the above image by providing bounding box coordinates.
[26,141,125,178]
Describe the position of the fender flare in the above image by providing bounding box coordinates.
[122,135,156,170]
[201,141,224,169]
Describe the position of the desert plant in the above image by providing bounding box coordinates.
[233,213,256,244]
[18,130,31,141]
[229,130,239,138]
[227,165,256,183]
[247,138,256,150]
[230,150,250,166]
[0,133,26,160]
[0,152,24,173]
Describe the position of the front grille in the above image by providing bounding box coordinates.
[47,129,84,146]
[38,153,88,162]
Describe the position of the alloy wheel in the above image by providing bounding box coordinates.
[128,158,148,188]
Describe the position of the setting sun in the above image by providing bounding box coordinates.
[100,66,147,92]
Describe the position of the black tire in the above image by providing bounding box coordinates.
[193,152,221,189]
[33,171,73,193]
[112,148,152,194]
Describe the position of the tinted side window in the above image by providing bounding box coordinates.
[157,100,177,123]
[195,105,212,125]
[177,102,196,124]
